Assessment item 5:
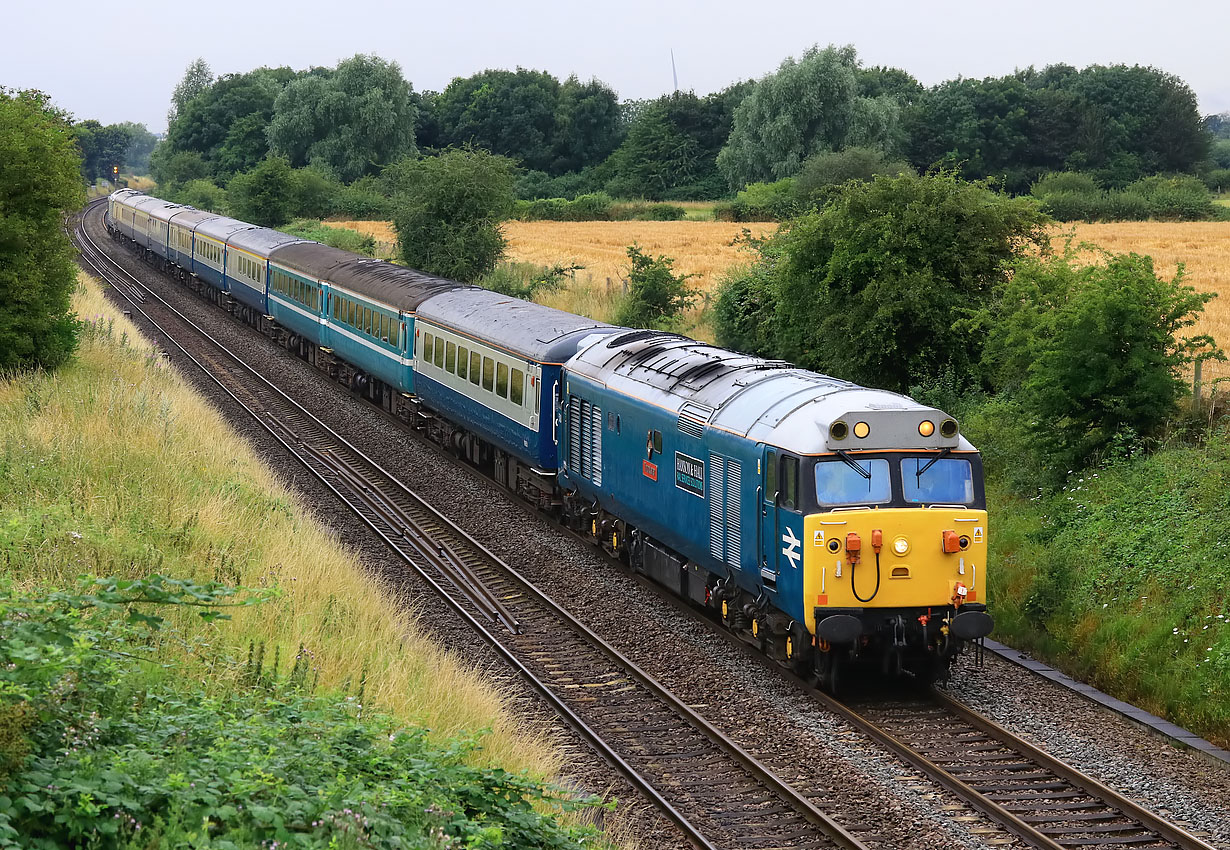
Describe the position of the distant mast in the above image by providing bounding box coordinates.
[671,49,678,92]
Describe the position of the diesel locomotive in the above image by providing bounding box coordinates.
[106,189,993,687]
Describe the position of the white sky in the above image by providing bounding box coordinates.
[5,0,1228,133]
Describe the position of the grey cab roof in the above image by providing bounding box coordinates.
[229,227,308,258]
[196,215,257,242]
[417,289,622,363]
[567,331,974,456]
[269,243,470,312]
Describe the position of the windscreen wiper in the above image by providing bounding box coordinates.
[836,450,872,480]
[916,447,952,479]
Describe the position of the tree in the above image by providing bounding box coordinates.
[168,58,213,126]
[714,172,1049,391]
[602,89,740,199]
[116,122,157,173]
[226,157,295,227]
[979,248,1217,465]
[389,149,515,281]
[615,245,697,329]
[0,90,85,370]
[154,67,296,185]
[1204,112,1230,140]
[434,68,561,173]
[551,76,623,174]
[717,45,905,187]
[267,55,417,182]
[73,120,132,181]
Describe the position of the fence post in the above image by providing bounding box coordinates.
[1193,359,1203,412]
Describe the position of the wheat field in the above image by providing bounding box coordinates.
[332,218,1230,377]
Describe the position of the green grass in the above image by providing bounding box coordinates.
[0,274,599,846]
[984,430,1230,748]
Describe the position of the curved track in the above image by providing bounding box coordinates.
[76,199,1222,850]
[75,200,869,850]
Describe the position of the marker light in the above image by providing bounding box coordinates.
[830,421,848,440]
[853,421,870,438]
[940,419,959,438]
[918,420,935,437]
[893,536,910,556]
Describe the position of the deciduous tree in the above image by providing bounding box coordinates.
[0,90,85,370]
[267,55,417,182]
[389,149,515,281]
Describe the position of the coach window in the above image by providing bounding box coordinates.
[510,368,524,405]
[496,362,509,398]
[444,341,455,371]
[348,302,356,326]
[423,333,434,364]
[456,346,468,379]
[433,338,444,368]
[780,454,800,511]
[482,357,494,392]
[469,352,481,385]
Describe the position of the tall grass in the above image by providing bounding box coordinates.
[0,273,561,778]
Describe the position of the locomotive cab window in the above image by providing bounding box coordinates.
[815,457,891,507]
[902,457,974,504]
[780,454,800,511]
[765,449,777,503]
[646,429,663,458]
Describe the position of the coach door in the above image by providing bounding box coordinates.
[761,449,803,592]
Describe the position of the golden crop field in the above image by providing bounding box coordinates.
[332,218,1230,379]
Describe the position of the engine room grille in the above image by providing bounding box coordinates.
[567,396,602,484]
[709,453,742,568]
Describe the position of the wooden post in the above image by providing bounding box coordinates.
[1193,359,1203,412]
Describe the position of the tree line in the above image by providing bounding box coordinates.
[146,46,1227,211]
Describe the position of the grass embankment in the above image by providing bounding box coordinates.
[981,430,1230,749]
[0,274,592,846]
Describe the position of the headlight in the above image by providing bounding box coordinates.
[893,536,910,556]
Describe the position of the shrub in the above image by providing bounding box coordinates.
[226,156,295,227]
[772,171,1049,391]
[1031,171,1101,196]
[0,578,599,849]
[1127,174,1216,221]
[479,261,583,299]
[334,175,394,219]
[715,178,799,221]
[1203,168,1230,194]
[611,202,686,221]
[289,166,341,219]
[714,231,783,354]
[615,244,697,329]
[170,177,227,213]
[1036,190,1107,222]
[794,147,914,207]
[282,219,376,256]
[390,148,516,281]
[1102,190,1152,221]
[978,247,1218,473]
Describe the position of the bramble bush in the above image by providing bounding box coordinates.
[0,577,601,849]
[615,244,697,330]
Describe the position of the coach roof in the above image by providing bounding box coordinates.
[270,243,470,311]
[417,288,622,363]
[228,227,309,258]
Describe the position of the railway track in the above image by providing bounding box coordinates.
[76,199,1223,850]
[826,690,1218,850]
[75,200,870,850]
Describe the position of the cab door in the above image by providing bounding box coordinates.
[761,449,804,591]
[760,448,779,589]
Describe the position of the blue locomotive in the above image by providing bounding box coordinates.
[107,189,992,686]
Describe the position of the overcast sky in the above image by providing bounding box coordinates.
[6,0,1228,133]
